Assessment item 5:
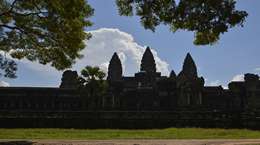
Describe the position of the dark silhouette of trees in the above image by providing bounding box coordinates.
[81,66,106,82]
[80,66,107,93]
[79,66,108,109]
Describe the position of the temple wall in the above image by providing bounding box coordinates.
[0,110,248,129]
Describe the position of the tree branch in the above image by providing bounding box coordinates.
[10,11,47,18]
[0,24,26,34]
[1,0,47,19]
[0,0,19,17]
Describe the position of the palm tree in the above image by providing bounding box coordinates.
[80,66,107,109]
[81,66,106,82]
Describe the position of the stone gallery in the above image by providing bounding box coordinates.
[0,47,259,128]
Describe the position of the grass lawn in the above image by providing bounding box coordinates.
[1,128,260,139]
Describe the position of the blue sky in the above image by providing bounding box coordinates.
[1,0,260,88]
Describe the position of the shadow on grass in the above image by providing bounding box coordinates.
[0,141,34,145]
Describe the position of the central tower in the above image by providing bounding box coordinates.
[140,47,156,74]
[107,52,122,81]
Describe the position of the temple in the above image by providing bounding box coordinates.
[0,47,260,128]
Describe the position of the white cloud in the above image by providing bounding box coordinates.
[231,74,244,82]
[17,28,170,78]
[223,86,228,89]
[0,81,10,87]
[20,60,62,77]
[74,28,169,76]
[209,80,221,86]
[205,79,227,89]
[254,67,260,72]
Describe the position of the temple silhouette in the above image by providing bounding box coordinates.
[0,47,260,128]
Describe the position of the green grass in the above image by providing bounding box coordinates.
[1,128,260,139]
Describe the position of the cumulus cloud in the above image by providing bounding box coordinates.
[231,74,244,82]
[0,81,10,87]
[21,59,61,77]
[254,67,260,72]
[73,28,169,76]
[222,86,228,89]
[17,28,170,78]
[209,80,221,86]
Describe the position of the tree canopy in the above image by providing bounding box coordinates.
[0,0,93,78]
[116,0,248,45]
[81,66,106,82]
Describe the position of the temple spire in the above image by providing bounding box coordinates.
[140,47,156,73]
[107,52,122,81]
[180,53,198,78]
[169,70,176,78]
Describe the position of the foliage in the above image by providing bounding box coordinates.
[81,66,106,82]
[0,0,94,78]
[116,0,248,45]
[79,66,108,96]
[0,54,17,78]
[1,128,260,139]
[78,66,108,109]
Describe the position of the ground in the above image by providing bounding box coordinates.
[1,139,260,145]
[1,128,260,145]
[2,128,260,139]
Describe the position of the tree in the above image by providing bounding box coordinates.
[79,66,108,109]
[116,0,248,45]
[80,66,107,96]
[81,66,106,82]
[0,0,93,78]
[0,54,17,78]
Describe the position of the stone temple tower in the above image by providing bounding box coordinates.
[140,47,156,73]
[107,52,122,81]
[180,53,198,78]
[177,53,204,106]
[169,70,177,79]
